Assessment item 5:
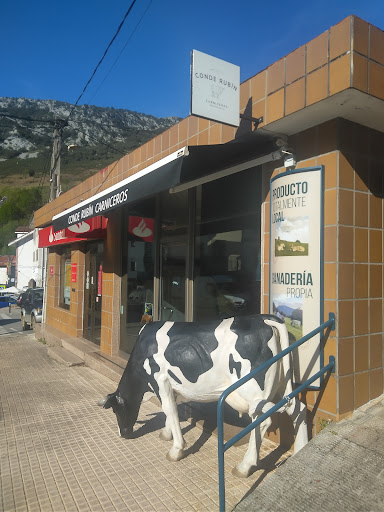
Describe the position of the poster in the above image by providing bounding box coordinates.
[269,166,324,387]
[71,263,77,283]
[64,260,71,305]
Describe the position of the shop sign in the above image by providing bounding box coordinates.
[53,184,130,231]
[71,263,77,283]
[66,216,108,238]
[128,216,154,242]
[269,166,324,387]
[39,217,107,248]
[191,50,240,127]
[38,226,86,248]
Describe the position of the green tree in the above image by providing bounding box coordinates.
[0,187,43,224]
[0,187,44,253]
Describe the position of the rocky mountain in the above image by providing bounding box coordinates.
[0,97,180,193]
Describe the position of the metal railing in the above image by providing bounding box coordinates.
[217,313,336,511]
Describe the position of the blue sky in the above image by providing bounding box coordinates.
[2,0,383,119]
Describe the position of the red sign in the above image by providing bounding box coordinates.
[39,226,86,248]
[50,266,54,276]
[128,216,154,242]
[66,216,108,238]
[39,217,107,248]
[71,263,77,283]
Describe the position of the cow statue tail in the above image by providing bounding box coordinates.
[263,317,293,397]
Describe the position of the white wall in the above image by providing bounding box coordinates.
[10,230,44,289]
[0,267,7,286]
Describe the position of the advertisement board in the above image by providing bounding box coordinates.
[191,50,240,127]
[269,166,324,387]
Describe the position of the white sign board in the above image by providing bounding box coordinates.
[269,167,324,387]
[191,50,240,127]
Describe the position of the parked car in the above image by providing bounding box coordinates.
[0,296,12,309]
[20,287,44,330]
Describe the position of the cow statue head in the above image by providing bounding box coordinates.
[101,390,140,439]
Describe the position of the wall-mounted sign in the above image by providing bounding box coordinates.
[39,226,87,247]
[128,216,154,242]
[49,266,54,276]
[39,217,107,248]
[269,166,324,387]
[191,50,240,127]
[71,263,77,283]
[66,216,108,238]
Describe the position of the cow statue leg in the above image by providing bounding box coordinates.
[232,396,308,478]
[157,375,185,461]
[284,398,308,453]
[159,416,173,441]
[232,400,273,478]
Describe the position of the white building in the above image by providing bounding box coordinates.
[8,227,45,289]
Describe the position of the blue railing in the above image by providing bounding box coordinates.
[217,313,336,512]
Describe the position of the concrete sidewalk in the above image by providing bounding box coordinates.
[0,332,288,512]
[235,393,384,511]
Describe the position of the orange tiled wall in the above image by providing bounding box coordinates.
[99,213,122,356]
[243,16,384,124]
[262,119,383,434]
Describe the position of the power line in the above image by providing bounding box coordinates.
[69,122,130,153]
[37,149,53,195]
[69,0,138,118]
[0,116,54,140]
[0,113,55,124]
[87,0,152,105]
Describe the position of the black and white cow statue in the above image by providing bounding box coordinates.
[100,314,308,477]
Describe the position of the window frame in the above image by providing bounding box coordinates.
[59,248,72,310]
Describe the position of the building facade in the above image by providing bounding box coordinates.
[8,228,45,290]
[34,15,384,438]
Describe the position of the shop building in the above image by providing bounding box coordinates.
[35,15,383,437]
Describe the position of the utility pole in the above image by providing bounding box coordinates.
[49,118,68,201]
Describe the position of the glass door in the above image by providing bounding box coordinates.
[83,242,103,345]
[120,239,155,354]
[160,243,186,321]
[120,202,156,354]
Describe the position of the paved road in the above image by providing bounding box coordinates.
[0,306,24,336]
[235,394,384,511]
[0,332,287,512]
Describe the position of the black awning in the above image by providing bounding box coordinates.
[52,150,186,231]
[52,132,280,231]
[179,133,278,186]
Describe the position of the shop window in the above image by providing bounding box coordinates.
[120,201,156,354]
[194,167,262,321]
[59,249,71,309]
